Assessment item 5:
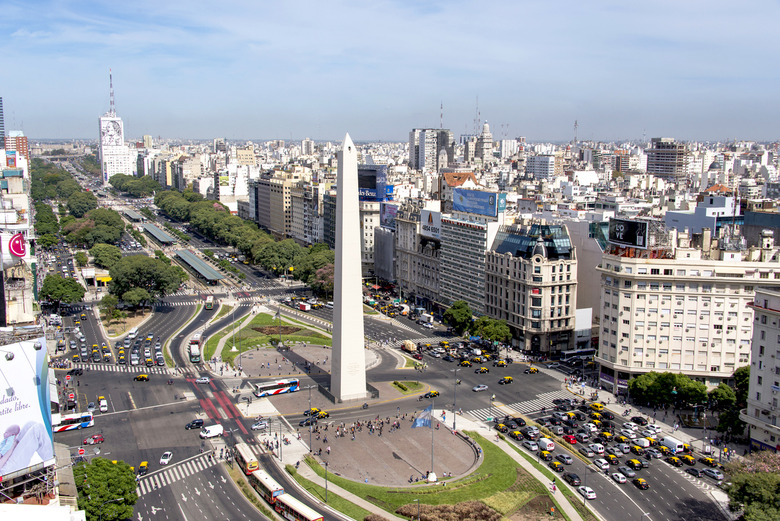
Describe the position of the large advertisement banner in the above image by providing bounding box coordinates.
[453,188,506,217]
[420,209,441,240]
[608,218,648,249]
[0,336,54,481]
[380,203,398,230]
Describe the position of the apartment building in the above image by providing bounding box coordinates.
[597,225,780,395]
[741,286,780,452]
[395,203,441,311]
[485,223,578,354]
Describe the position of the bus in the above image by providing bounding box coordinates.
[274,493,324,521]
[253,378,300,398]
[189,332,203,363]
[248,469,284,503]
[560,348,596,362]
[53,412,94,432]
[205,296,215,310]
[234,442,259,475]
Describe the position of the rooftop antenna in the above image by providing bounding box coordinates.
[109,68,116,116]
[440,101,443,129]
[573,120,578,144]
[474,96,480,135]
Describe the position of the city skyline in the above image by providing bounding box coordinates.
[2,1,778,142]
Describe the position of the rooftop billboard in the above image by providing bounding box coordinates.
[453,188,506,217]
[420,209,441,240]
[380,202,398,230]
[608,218,648,249]
[0,336,55,481]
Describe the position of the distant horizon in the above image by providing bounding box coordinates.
[4,2,778,142]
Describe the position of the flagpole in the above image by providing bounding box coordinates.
[431,399,435,479]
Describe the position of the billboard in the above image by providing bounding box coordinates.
[219,175,230,187]
[453,188,507,217]
[380,202,398,230]
[358,165,390,201]
[6,151,16,168]
[608,218,648,249]
[0,336,55,481]
[420,209,441,240]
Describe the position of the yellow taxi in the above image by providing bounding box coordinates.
[475,367,490,374]
[657,445,671,456]
[509,430,522,440]
[600,432,613,442]
[681,455,696,466]
[644,437,658,447]
[616,435,629,444]
[525,367,539,374]
[549,461,565,472]
[590,412,602,420]
[665,456,683,467]
[471,356,483,363]
[495,423,508,433]
[589,402,605,412]
[606,454,620,465]
[699,456,718,467]
[539,450,553,461]
[494,360,507,367]
[460,360,472,367]
[499,376,514,385]
[137,461,148,476]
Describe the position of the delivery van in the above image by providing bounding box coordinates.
[538,438,555,452]
[200,424,224,439]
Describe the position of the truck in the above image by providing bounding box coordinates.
[418,313,434,325]
[401,340,418,353]
[661,436,685,454]
[298,302,311,312]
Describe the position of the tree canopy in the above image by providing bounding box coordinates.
[470,316,511,343]
[443,300,473,335]
[40,274,86,308]
[90,243,123,269]
[109,173,160,197]
[727,451,780,521]
[67,191,98,218]
[73,457,137,521]
[627,371,708,409]
[108,255,186,300]
[716,366,749,438]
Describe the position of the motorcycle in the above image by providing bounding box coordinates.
[362,402,369,409]
[167,379,173,385]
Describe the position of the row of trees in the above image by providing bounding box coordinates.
[109,173,159,197]
[30,158,81,201]
[61,207,124,248]
[153,188,335,289]
[443,300,511,344]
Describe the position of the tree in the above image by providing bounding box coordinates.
[40,274,86,309]
[471,316,511,343]
[122,288,152,309]
[73,457,137,521]
[38,233,59,249]
[708,383,737,412]
[727,451,780,521]
[717,366,749,438]
[108,255,185,300]
[627,371,707,408]
[98,294,119,322]
[89,243,122,269]
[74,251,89,267]
[67,191,98,218]
[310,264,334,298]
[443,300,473,335]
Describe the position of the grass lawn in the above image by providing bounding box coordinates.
[214,304,233,321]
[392,381,423,394]
[221,313,332,366]
[286,465,373,520]
[303,431,562,518]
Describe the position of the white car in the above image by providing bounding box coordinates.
[522,440,539,452]
[620,429,638,439]
[196,376,211,384]
[593,458,609,471]
[623,422,639,431]
[640,428,657,438]
[588,443,605,455]
[578,486,597,500]
[160,451,173,465]
[645,424,662,435]
[611,472,627,484]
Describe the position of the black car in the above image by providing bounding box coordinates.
[601,411,615,420]
[185,419,204,430]
[442,355,454,362]
[299,417,317,427]
[92,352,102,363]
[686,468,704,478]
[564,473,581,486]
[67,368,84,376]
[631,416,649,426]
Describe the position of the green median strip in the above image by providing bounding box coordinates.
[286,464,373,521]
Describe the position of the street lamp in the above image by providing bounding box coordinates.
[305,384,316,451]
[413,499,420,521]
[453,367,459,432]
[324,461,329,502]
[98,497,125,521]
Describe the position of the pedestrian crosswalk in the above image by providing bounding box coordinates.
[72,362,174,375]
[388,337,446,348]
[136,454,219,496]
[466,390,575,421]
[157,300,256,307]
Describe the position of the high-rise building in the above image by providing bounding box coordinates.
[0,97,4,149]
[98,70,135,185]
[408,128,454,172]
[596,222,780,395]
[477,121,493,163]
[4,131,29,161]
[646,137,690,183]
[485,223,578,354]
[526,155,556,180]
[741,286,780,452]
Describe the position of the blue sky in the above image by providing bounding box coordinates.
[2,1,778,142]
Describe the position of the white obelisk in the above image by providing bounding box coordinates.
[331,133,367,401]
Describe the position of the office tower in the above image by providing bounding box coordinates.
[646,137,691,183]
[477,121,493,162]
[526,155,556,180]
[409,128,454,172]
[98,70,134,185]
[331,134,367,401]
[0,97,4,149]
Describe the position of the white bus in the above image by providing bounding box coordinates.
[253,378,300,398]
[53,412,94,433]
[248,469,284,503]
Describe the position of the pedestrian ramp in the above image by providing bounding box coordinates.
[136,453,218,497]
[466,390,575,421]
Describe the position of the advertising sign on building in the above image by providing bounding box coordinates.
[453,188,507,217]
[607,218,648,249]
[0,337,55,481]
[8,233,26,258]
[358,164,389,202]
[420,209,442,240]
[380,202,398,230]
[6,151,16,168]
